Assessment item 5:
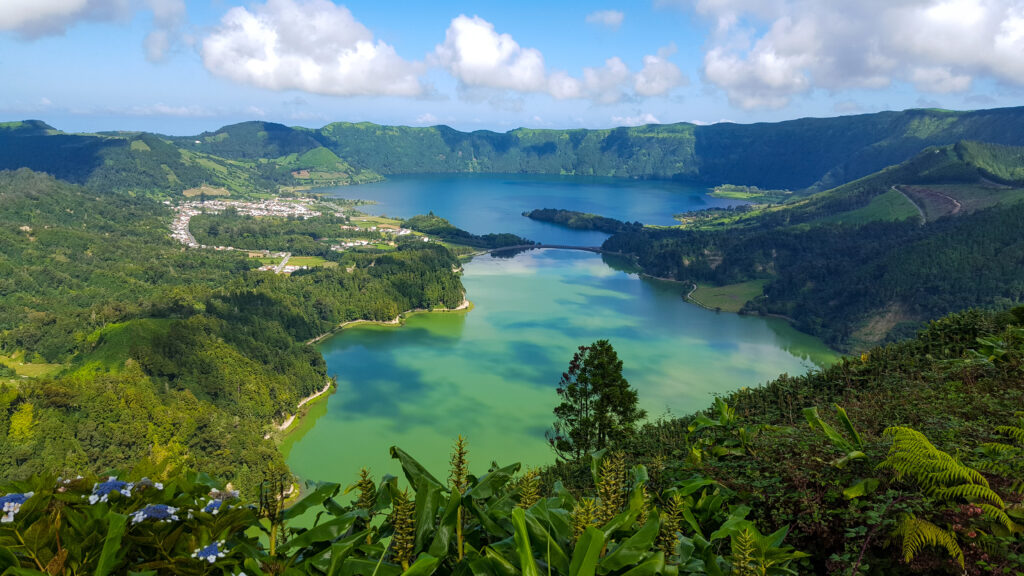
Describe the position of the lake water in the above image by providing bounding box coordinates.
[284,249,838,486]
[324,174,741,245]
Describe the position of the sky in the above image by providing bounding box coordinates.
[1,0,1023,135]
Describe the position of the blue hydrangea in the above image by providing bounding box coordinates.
[0,492,34,523]
[135,477,164,491]
[89,477,133,504]
[131,504,179,524]
[192,541,227,563]
[203,499,223,515]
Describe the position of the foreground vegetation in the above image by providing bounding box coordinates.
[1,307,1021,574]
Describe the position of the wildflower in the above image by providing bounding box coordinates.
[192,541,227,563]
[0,492,34,523]
[203,499,223,515]
[89,477,133,504]
[131,504,179,524]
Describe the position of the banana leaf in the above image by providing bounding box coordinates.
[391,447,444,490]
[284,482,342,520]
[522,507,571,574]
[428,488,462,557]
[414,479,443,554]
[465,463,521,501]
[619,551,665,576]
[511,509,541,576]
[401,554,442,576]
[281,512,359,551]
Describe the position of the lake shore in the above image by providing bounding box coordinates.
[304,297,473,346]
[265,379,335,440]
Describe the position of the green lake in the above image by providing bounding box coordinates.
[284,249,838,486]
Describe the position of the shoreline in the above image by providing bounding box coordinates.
[305,297,473,346]
[265,379,335,440]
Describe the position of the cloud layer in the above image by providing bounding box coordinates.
[585,10,625,30]
[433,15,685,103]
[201,0,424,97]
[678,0,1024,109]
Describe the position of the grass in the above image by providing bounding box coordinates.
[0,351,66,378]
[902,183,1024,220]
[256,257,282,266]
[70,319,173,377]
[287,256,335,267]
[689,279,769,312]
[816,188,921,226]
[183,184,231,197]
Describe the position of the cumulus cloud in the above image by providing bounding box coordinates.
[676,0,1024,109]
[415,113,439,124]
[125,103,214,117]
[201,0,424,97]
[434,15,682,103]
[611,113,661,126]
[634,44,687,96]
[585,10,625,30]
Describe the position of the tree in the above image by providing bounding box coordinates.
[547,340,646,460]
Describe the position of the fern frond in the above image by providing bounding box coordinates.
[978,442,1020,454]
[994,425,1024,446]
[979,503,1016,531]
[879,427,990,493]
[930,484,1004,508]
[894,514,964,568]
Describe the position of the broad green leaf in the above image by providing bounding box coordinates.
[2,568,49,576]
[601,514,660,571]
[569,526,605,576]
[284,482,342,520]
[708,506,751,542]
[842,478,880,500]
[391,447,444,490]
[401,554,442,576]
[464,463,520,500]
[0,547,17,570]
[619,551,665,576]
[522,507,570,574]
[510,509,540,576]
[834,404,864,449]
[428,488,461,557]
[466,497,509,539]
[483,547,518,576]
[802,407,855,453]
[95,512,127,576]
[281,512,358,551]
[413,479,443,554]
[834,451,867,469]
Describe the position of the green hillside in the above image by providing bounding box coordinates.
[603,142,1024,350]
[7,107,1024,194]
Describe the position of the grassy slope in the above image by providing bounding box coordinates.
[690,280,769,312]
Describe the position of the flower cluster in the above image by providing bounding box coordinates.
[89,477,133,504]
[135,477,164,491]
[131,504,179,525]
[0,492,34,523]
[192,540,227,563]
[209,488,239,500]
[203,498,224,515]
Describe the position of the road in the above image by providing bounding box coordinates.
[891,185,926,224]
[274,253,292,274]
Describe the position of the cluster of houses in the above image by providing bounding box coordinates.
[170,199,322,249]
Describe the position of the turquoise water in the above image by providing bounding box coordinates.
[324,174,741,245]
[284,249,838,486]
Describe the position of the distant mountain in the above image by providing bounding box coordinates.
[5,107,1024,194]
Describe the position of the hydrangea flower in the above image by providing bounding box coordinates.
[203,499,223,515]
[209,488,239,500]
[131,504,179,524]
[0,492,34,523]
[192,541,227,563]
[88,477,133,504]
[135,477,164,491]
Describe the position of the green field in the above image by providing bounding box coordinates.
[689,279,769,312]
[182,184,231,197]
[816,188,921,226]
[0,351,66,378]
[288,256,335,267]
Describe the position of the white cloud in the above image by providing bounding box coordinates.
[143,0,185,62]
[611,113,661,126]
[634,44,687,96]
[434,15,682,104]
[201,0,424,97]
[585,10,625,30]
[415,113,439,124]
[677,0,1024,109]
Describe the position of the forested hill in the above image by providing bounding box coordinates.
[6,106,1024,194]
[603,141,1024,351]
[0,169,465,496]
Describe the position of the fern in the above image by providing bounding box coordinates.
[894,514,964,568]
[879,427,993,495]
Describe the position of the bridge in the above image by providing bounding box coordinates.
[485,244,630,256]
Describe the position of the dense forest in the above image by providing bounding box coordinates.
[0,169,465,495]
[403,213,532,249]
[603,142,1024,350]
[523,209,642,234]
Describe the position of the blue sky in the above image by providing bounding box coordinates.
[1,0,1022,135]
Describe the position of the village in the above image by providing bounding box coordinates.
[168,198,424,274]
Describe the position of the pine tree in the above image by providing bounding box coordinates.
[547,340,646,460]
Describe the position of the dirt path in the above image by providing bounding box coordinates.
[892,185,926,224]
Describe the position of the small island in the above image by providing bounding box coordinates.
[522,208,642,234]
